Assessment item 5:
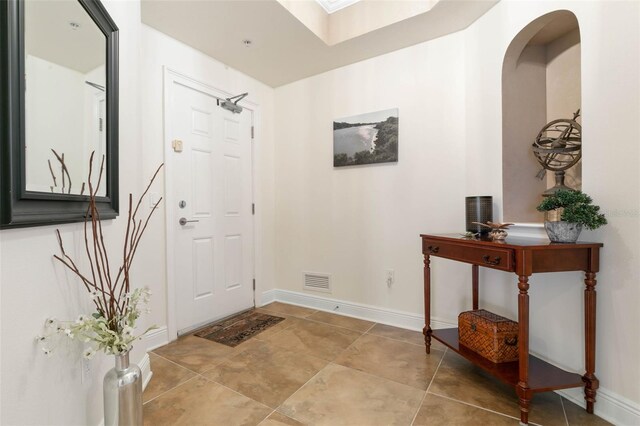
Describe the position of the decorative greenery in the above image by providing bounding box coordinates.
[37,153,163,357]
[536,189,607,230]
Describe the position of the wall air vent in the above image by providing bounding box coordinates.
[303,272,331,293]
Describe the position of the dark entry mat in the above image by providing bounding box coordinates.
[193,309,285,347]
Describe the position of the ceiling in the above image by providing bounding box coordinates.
[25,0,105,74]
[141,0,498,87]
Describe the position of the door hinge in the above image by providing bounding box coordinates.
[252,203,255,215]
[251,126,254,139]
[99,117,103,132]
[253,279,256,290]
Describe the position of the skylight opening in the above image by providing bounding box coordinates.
[314,0,362,14]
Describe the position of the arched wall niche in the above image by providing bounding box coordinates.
[502,10,582,224]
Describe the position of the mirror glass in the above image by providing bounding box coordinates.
[24,0,107,196]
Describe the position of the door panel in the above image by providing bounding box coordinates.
[224,155,241,215]
[193,237,215,299]
[171,81,254,334]
[224,235,242,290]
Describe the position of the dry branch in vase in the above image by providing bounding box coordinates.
[38,152,163,356]
[48,149,86,195]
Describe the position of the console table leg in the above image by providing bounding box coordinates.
[583,271,599,413]
[517,274,531,424]
[423,255,432,354]
[516,391,531,425]
[472,264,479,310]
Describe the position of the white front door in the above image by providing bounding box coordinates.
[170,81,254,334]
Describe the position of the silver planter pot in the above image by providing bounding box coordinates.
[104,351,143,426]
[544,221,583,243]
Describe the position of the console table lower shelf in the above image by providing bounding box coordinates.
[433,328,583,392]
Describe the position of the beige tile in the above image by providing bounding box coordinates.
[413,393,518,425]
[259,302,317,318]
[368,323,447,351]
[258,412,304,426]
[429,351,566,425]
[152,335,252,374]
[252,310,306,339]
[143,353,196,403]
[306,311,374,332]
[261,319,361,361]
[563,397,612,426]
[204,341,328,408]
[334,333,444,390]
[279,363,424,426]
[143,376,272,426]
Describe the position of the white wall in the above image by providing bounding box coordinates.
[139,24,276,344]
[464,1,640,416]
[274,0,640,422]
[25,55,86,194]
[0,7,277,426]
[274,32,471,324]
[0,1,145,424]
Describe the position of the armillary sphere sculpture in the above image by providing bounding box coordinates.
[532,109,582,196]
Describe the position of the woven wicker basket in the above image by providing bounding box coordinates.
[458,309,519,363]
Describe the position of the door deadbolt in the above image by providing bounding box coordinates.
[179,217,200,226]
[179,200,186,208]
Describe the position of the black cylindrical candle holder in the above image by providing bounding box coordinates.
[466,196,493,234]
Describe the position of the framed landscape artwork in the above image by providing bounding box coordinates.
[333,108,399,167]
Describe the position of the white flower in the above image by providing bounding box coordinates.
[64,328,74,338]
[76,314,88,324]
[82,348,96,360]
[35,335,46,342]
[122,326,134,336]
[89,291,99,301]
[42,347,52,356]
[45,317,57,328]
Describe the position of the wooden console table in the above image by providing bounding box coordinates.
[420,233,602,424]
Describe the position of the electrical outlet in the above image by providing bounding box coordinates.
[386,269,395,288]
[81,358,91,384]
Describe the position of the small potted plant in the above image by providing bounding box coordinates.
[536,189,607,243]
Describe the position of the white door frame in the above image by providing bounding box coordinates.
[163,67,258,341]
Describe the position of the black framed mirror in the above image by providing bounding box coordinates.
[0,0,118,229]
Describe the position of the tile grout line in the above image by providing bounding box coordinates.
[427,390,540,424]
[365,329,441,349]
[409,348,447,426]
[142,375,200,406]
[271,361,335,423]
[198,372,273,413]
[331,333,446,393]
[262,308,374,334]
[150,351,202,376]
[560,394,569,426]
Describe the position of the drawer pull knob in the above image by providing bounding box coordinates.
[427,245,440,254]
[482,255,501,266]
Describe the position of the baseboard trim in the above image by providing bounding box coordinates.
[263,288,640,426]
[559,387,640,426]
[260,289,453,331]
[144,325,170,352]
[138,352,153,391]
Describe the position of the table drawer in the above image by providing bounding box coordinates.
[423,240,514,271]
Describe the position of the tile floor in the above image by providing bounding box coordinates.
[143,302,611,426]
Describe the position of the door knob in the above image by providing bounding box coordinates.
[179,217,199,226]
